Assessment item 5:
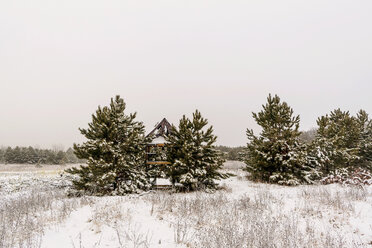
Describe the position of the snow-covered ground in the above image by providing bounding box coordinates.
[0,162,371,248]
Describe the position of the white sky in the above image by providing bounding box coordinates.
[0,0,371,148]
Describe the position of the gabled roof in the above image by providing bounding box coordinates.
[147,118,172,138]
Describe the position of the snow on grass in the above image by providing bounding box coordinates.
[0,163,79,173]
[42,196,185,248]
[0,188,90,248]
[0,174,71,195]
[0,161,371,247]
[143,179,372,247]
[0,170,89,248]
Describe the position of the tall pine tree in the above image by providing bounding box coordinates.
[311,109,361,174]
[167,110,228,191]
[357,110,372,171]
[66,96,151,195]
[244,94,314,185]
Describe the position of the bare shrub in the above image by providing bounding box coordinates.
[172,219,193,245]
[90,198,153,248]
[298,186,369,213]
[115,224,152,248]
[91,198,131,229]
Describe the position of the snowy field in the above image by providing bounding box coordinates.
[0,162,371,248]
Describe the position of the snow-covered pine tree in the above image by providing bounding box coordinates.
[357,110,372,171]
[312,109,361,174]
[167,110,228,191]
[304,136,333,178]
[66,95,151,195]
[244,94,314,185]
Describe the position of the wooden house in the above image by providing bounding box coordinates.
[146,118,172,165]
[146,118,173,188]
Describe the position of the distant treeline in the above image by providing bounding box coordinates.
[0,146,84,164]
[0,145,246,164]
[299,128,317,144]
[215,146,245,161]
[215,129,317,162]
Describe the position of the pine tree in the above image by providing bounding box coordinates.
[167,110,228,191]
[4,147,16,164]
[244,94,314,185]
[357,110,372,171]
[13,146,22,163]
[46,150,57,164]
[55,151,67,164]
[26,146,38,164]
[65,147,78,163]
[0,147,5,163]
[66,95,151,195]
[312,109,361,173]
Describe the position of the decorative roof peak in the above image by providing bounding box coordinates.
[147,118,172,138]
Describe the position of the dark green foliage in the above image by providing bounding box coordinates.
[317,109,360,150]
[66,95,151,195]
[306,109,372,177]
[0,148,4,163]
[0,146,78,164]
[244,94,315,185]
[167,110,228,190]
[309,109,368,174]
[356,110,372,170]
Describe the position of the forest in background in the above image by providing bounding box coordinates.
[0,146,84,165]
[0,145,248,165]
[0,128,317,165]
[215,146,245,161]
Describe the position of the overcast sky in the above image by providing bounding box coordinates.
[0,0,371,148]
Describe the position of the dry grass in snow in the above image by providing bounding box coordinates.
[144,183,372,248]
[0,188,91,248]
[0,162,371,248]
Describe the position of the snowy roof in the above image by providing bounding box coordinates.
[147,118,172,139]
[149,136,168,144]
[155,178,172,186]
